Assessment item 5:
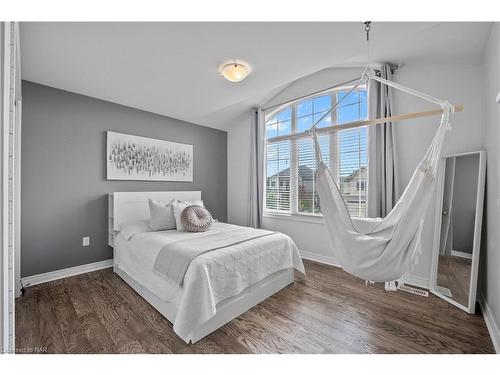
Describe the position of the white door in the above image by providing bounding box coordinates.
[1,21,20,354]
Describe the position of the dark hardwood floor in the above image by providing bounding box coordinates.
[437,255,472,307]
[15,260,494,354]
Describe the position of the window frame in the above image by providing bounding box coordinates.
[263,85,368,219]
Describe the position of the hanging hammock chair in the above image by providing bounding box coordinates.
[308,69,455,283]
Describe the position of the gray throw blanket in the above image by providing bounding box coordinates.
[154,228,277,285]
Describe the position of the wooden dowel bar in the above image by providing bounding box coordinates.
[267,105,463,143]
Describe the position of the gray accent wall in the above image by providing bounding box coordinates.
[21,81,227,277]
[451,154,480,254]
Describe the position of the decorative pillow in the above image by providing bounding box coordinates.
[181,205,213,232]
[173,199,205,230]
[148,198,176,231]
[120,220,150,240]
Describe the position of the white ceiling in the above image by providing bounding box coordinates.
[20,22,492,130]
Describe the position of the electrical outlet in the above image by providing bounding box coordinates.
[82,236,90,247]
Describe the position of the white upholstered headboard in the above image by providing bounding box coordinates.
[108,191,201,247]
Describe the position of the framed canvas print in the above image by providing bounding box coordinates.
[107,131,193,181]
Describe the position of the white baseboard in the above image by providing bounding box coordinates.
[21,259,113,288]
[300,250,340,267]
[478,295,500,353]
[300,250,430,289]
[451,250,473,260]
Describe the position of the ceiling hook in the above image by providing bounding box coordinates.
[364,21,371,42]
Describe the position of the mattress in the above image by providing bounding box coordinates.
[114,222,305,341]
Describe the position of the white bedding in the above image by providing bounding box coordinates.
[114,222,305,342]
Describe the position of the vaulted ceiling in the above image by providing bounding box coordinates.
[20,22,491,130]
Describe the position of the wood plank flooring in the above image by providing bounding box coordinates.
[437,255,472,307]
[15,260,495,354]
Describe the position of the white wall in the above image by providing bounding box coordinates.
[482,22,500,349]
[227,64,484,284]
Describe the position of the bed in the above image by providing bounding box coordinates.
[108,191,305,343]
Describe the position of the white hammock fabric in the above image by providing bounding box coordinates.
[310,71,453,283]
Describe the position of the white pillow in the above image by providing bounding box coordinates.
[148,198,176,231]
[173,201,188,231]
[120,220,150,241]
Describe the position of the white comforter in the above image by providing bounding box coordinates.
[114,222,305,343]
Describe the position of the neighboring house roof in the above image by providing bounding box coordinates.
[267,165,314,181]
[341,166,366,182]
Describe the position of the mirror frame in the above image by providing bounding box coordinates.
[430,150,486,314]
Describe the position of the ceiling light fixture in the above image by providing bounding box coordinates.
[219,61,251,82]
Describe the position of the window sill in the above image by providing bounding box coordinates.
[262,212,325,225]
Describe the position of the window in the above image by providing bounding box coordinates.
[264,87,368,218]
[357,181,366,191]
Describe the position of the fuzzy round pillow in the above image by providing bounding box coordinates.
[181,205,213,232]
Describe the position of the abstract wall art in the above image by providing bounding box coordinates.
[106,131,193,181]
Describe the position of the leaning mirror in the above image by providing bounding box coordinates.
[431,151,486,314]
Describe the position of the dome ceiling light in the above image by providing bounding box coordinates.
[219,61,251,82]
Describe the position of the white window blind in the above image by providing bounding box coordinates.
[265,140,291,211]
[264,88,368,218]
